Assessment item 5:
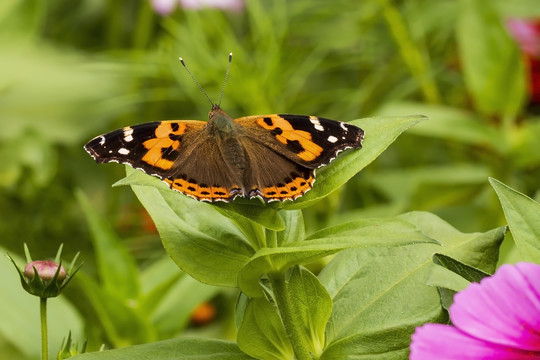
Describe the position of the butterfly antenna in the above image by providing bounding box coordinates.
[179,57,214,107]
[218,52,233,107]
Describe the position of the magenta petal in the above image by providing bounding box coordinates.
[410,323,540,360]
[450,263,540,351]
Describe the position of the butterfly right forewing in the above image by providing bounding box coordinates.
[235,114,364,169]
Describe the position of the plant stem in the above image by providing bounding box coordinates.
[40,297,48,360]
[268,272,312,360]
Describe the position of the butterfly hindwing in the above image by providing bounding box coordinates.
[238,136,315,201]
[235,114,364,169]
[164,131,245,202]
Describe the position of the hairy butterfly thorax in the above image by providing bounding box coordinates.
[85,54,364,202]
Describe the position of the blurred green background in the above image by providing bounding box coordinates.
[1,0,540,358]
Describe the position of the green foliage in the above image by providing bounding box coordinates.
[457,0,526,118]
[490,178,540,263]
[318,212,504,358]
[283,266,331,356]
[237,297,294,360]
[72,338,253,360]
[428,254,492,310]
[74,191,220,348]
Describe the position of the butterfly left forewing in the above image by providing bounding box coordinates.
[235,114,364,169]
[85,120,207,178]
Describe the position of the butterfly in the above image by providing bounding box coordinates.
[84,55,364,203]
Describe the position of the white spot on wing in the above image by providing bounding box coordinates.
[98,136,105,145]
[340,122,349,131]
[327,135,338,143]
[118,148,130,155]
[123,127,134,142]
[310,117,324,131]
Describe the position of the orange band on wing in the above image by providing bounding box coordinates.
[261,173,314,200]
[256,117,323,162]
[142,122,186,170]
[164,178,236,201]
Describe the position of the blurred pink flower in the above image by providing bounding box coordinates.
[151,0,178,15]
[507,19,540,57]
[410,262,540,359]
[150,0,244,15]
[506,18,540,103]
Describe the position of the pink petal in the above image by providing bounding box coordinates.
[150,0,179,15]
[179,0,244,11]
[450,263,540,351]
[506,19,540,57]
[410,324,540,360]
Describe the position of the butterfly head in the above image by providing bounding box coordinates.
[209,104,223,120]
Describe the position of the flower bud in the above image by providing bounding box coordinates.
[8,244,82,298]
[24,260,67,283]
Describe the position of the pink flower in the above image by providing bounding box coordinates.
[506,18,540,103]
[151,0,178,15]
[179,0,244,11]
[410,263,540,359]
[507,19,540,58]
[150,0,244,15]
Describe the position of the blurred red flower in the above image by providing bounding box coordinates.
[507,19,540,104]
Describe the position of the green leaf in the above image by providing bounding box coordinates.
[432,253,491,283]
[238,217,436,297]
[0,42,129,145]
[75,273,155,347]
[115,168,285,231]
[76,190,140,300]
[237,298,294,360]
[489,177,540,263]
[509,119,540,167]
[150,273,220,338]
[71,338,254,360]
[214,201,285,232]
[368,164,490,205]
[320,327,412,360]
[284,115,427,209]
[318,211,504,358]
[276,210,305,246]
[139,256,220,338]
[457,0,526,118]
[428,254,491,310]
[286,266,331,357]
[139,256,182,312]
[126,171,255,287]
[377,102,501,148]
